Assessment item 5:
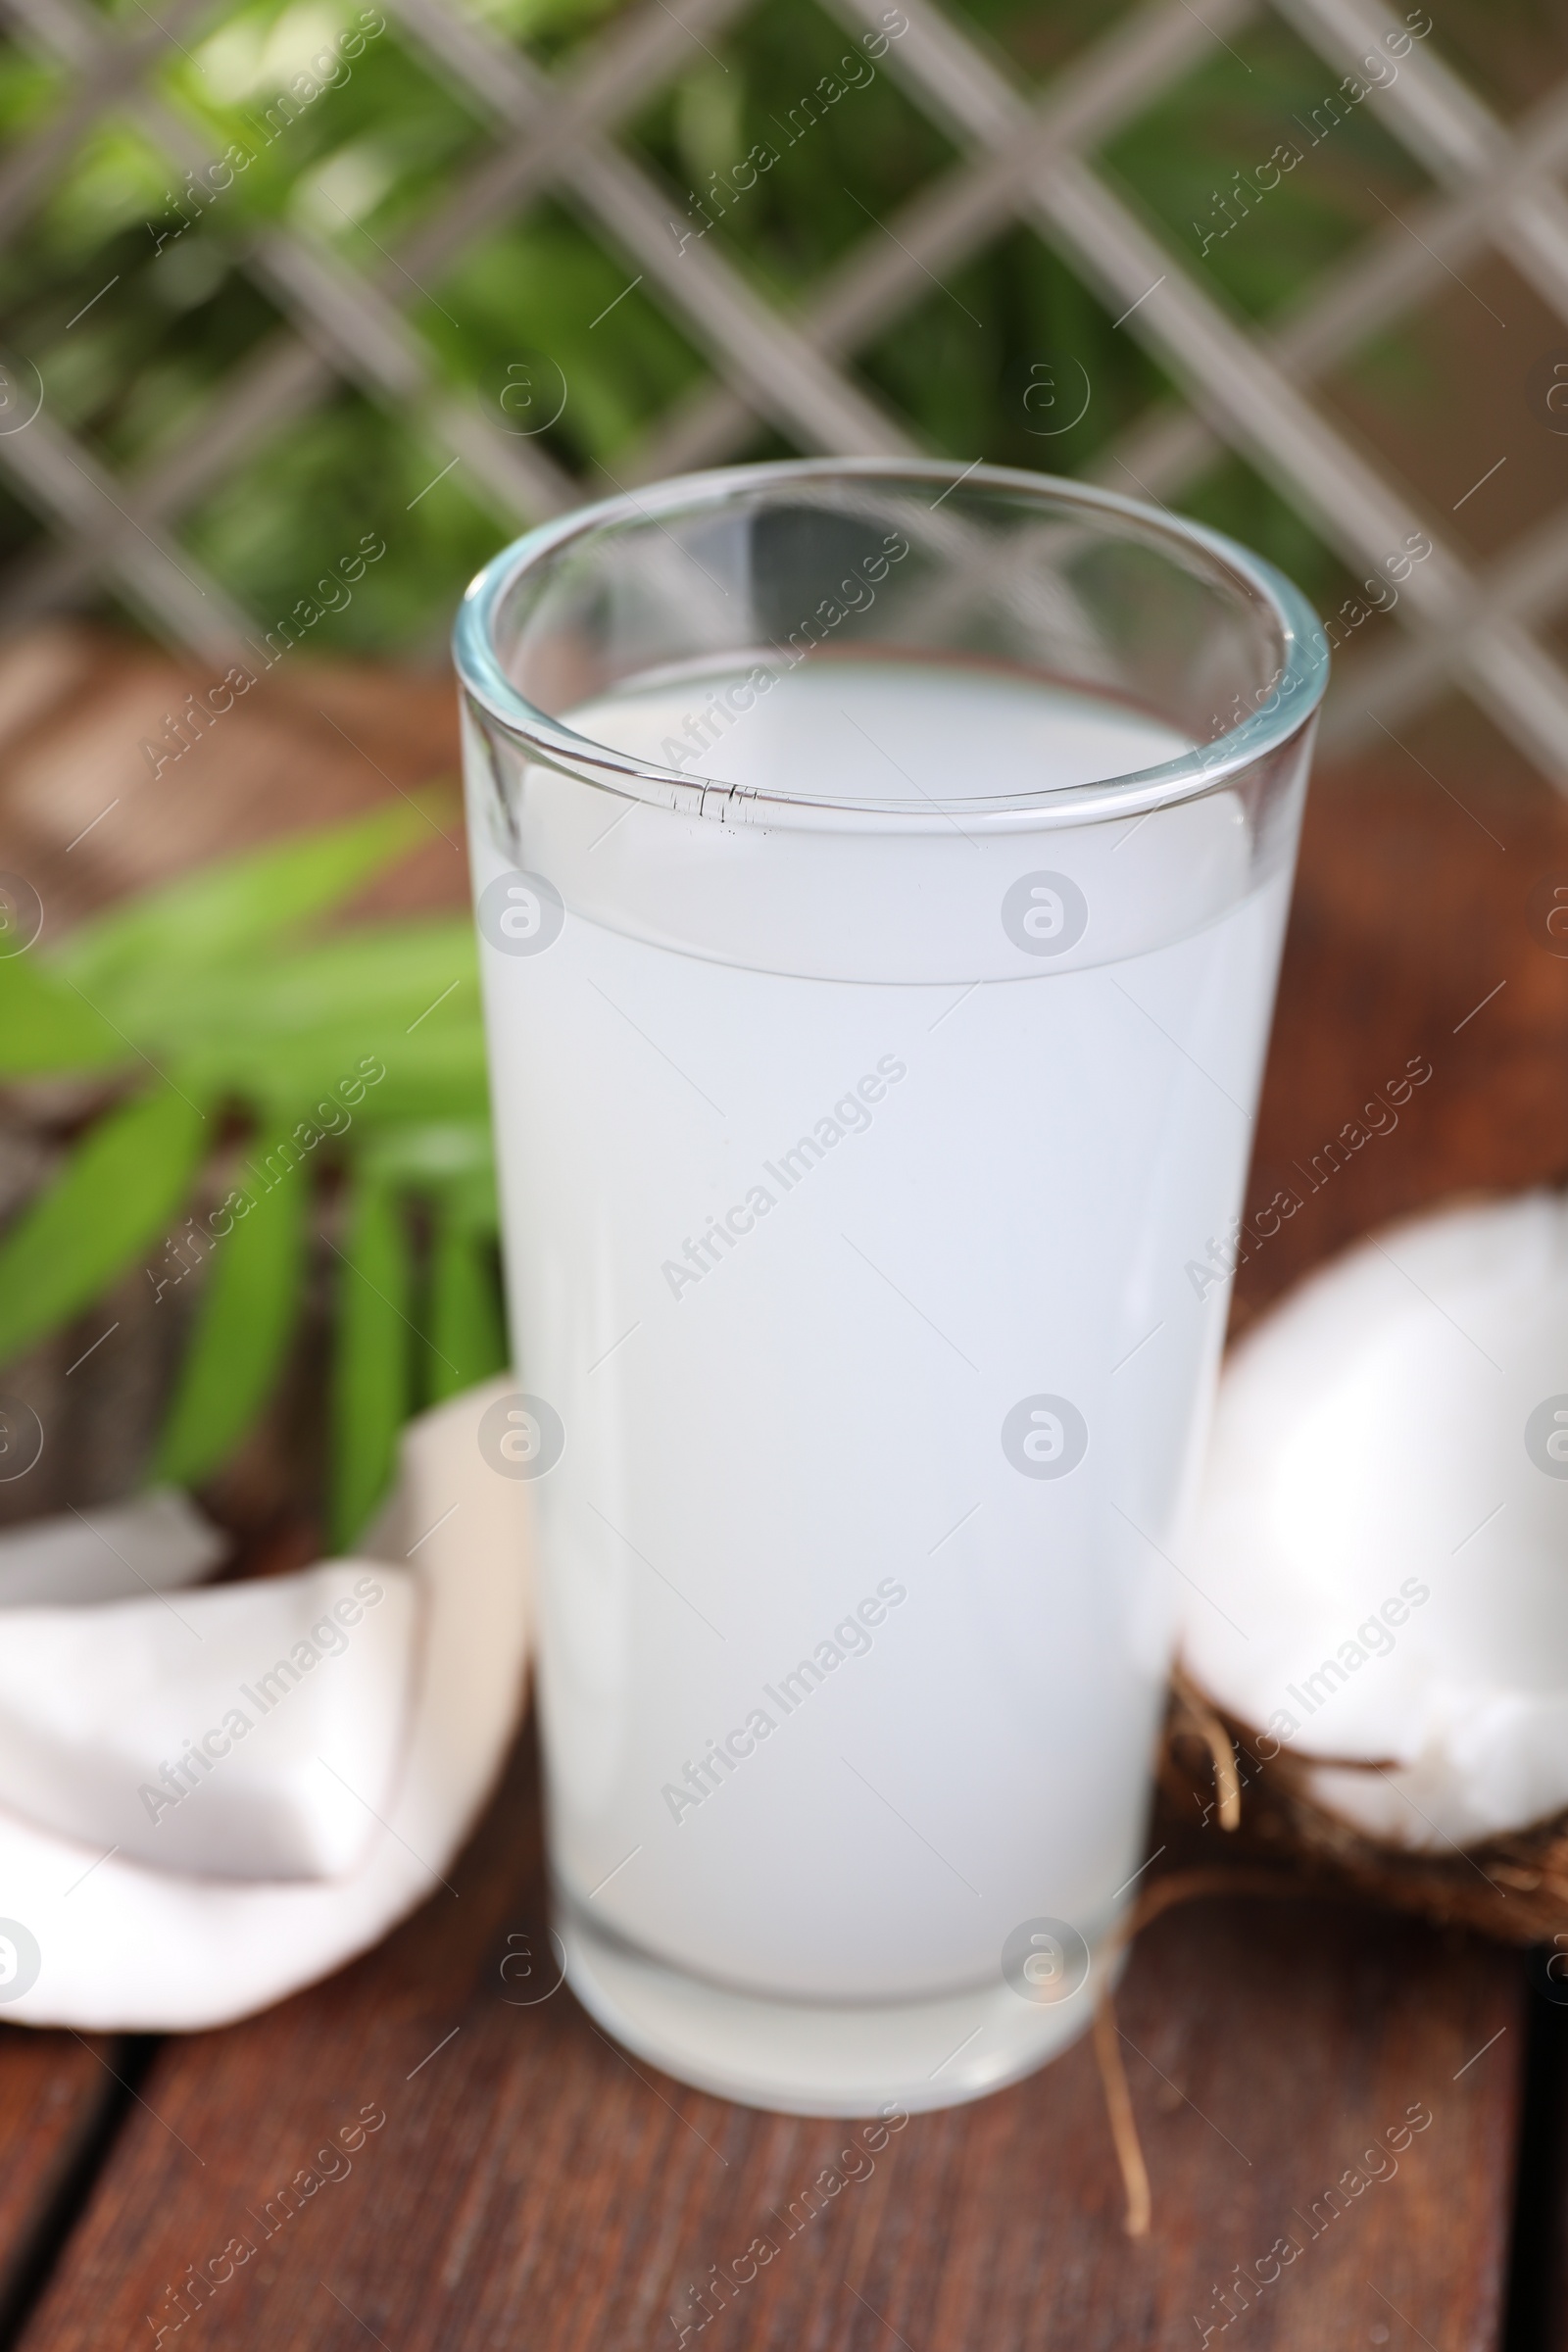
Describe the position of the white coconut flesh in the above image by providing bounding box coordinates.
[1181,1190,1568,1853]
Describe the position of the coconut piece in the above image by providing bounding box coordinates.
[0,1489,226,1607]
[1181,1191,1568,1851]
[0,1563,416,1879]
[0,1375,532,2032]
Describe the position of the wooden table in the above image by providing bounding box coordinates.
[0,645,1565,2351]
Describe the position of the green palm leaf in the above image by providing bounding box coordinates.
[329,1172,416,1551]
[53,801,441,1017]
[424,1202,508,1404]
[148,1144,311,1488]
[0,1087,210,1366]
[1,803,498,1509]
[151,921,477,1064]
[200,1023,491,1129]
[0,956,128,1079]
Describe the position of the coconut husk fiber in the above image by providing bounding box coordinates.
[1084,1670,1568,2239]
[1153,1666,1568,1947]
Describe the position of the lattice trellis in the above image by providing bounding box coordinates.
[2,0,1568,788]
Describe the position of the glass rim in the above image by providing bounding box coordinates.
[452,457,1330,834]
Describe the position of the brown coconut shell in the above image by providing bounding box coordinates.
[1154,1668,1568,1947]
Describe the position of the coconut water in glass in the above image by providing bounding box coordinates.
[455,460,1325,2115]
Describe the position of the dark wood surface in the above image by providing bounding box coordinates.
[0,644,1564,2350]
[4,1736,1528,2352]
[0,2033,123,2340]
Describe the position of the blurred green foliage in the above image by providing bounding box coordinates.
[0,0,1547,1542]
[0,0,1525,1535]
[0,0,1466,649]
[0,808,504,1547]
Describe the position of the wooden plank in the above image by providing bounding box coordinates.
[8,1729,1522,2352]
[0,2029,132,2336]
[0,625,466,930]
[1237,719,1568,1337]
[1504,1983,1568,2352]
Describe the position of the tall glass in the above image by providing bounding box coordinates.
[455,460,1326,2116]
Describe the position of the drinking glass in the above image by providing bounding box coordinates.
[454,459,1326,2115]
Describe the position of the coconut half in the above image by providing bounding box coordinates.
[1181,1191,1568,1853]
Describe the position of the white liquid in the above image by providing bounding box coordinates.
[468,662,1298,2004]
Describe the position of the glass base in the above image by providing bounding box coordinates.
[560,1905,1102,2118]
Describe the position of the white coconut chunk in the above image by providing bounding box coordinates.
[0,1561,416,1879]
[1182,1191,1568,1849]
[0,1376,530,2032]
[0,1488,226,1607]
[1306,1689,1568,1849]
